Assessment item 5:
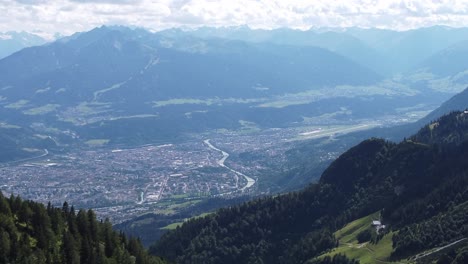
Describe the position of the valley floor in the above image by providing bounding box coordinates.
[0,111,430,224]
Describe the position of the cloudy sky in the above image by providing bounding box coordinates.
[1,0,468,38]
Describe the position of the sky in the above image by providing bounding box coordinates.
[2,0,468,39]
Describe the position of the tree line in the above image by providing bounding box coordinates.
[0,192,166,264]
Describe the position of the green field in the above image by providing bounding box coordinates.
[23,104,60,115]
[153,98,215,107]
[5,99,29,109]
[255,83,418,109]
[153,97,264,108]
[85,139,110,146]
[169,194,191,199]
[161,212,212,230]
[108,114,159,121]
[154,197,204,216]
[0,122,21,129]
[93,82,124,101]
[317,212,403,264]
[161,222,183,230]
[238,120,261,133]
[59,101,112,124]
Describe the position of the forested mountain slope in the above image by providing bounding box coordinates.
[0,192,166,264]
[151,111,468,264]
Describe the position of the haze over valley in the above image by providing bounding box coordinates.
[2,1,468,262]
[0,26,455,220]
[1,25,468,223]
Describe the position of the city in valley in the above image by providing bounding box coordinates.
[0,113,425,223]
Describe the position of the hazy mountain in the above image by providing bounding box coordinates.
[419,87,468,124]
[417,40,468,78]
[0,26,380,104]
[395,86,468,139]
[0,26,155,103]
[1,25,465,157]
[0,26,386,146]
[179,27,389,75]
[151,110,468,264]
[346,26,468,74]
[0,31,47,59]
[180,26,468,76]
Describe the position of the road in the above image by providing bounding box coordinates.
[410,238,467,261]
[204,139,255,191]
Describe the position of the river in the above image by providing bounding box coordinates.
[204,139,255,191]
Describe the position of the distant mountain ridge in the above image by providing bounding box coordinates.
[346,26,468,74]
[0,25,388,153]
[417,40,468,77]
[3,26,468,78]
[181,26,468,76]
[173,26,388,75]
[0,26,381,103]
[1,25,468,161]
[0,31,47,59]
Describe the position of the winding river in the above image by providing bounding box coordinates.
[204,139,255,191]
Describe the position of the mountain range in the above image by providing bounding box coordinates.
[0,26,384,160]
[1,25,468,263]
[2,25,468,160]
[0,31,47,59]
[180,25,468,77]
[0,26,380,103]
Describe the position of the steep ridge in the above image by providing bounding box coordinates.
[151,111,468,263]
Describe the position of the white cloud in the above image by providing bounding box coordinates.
[68,0,141,4]
[0,34,13,40]
[2,0,468,37]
